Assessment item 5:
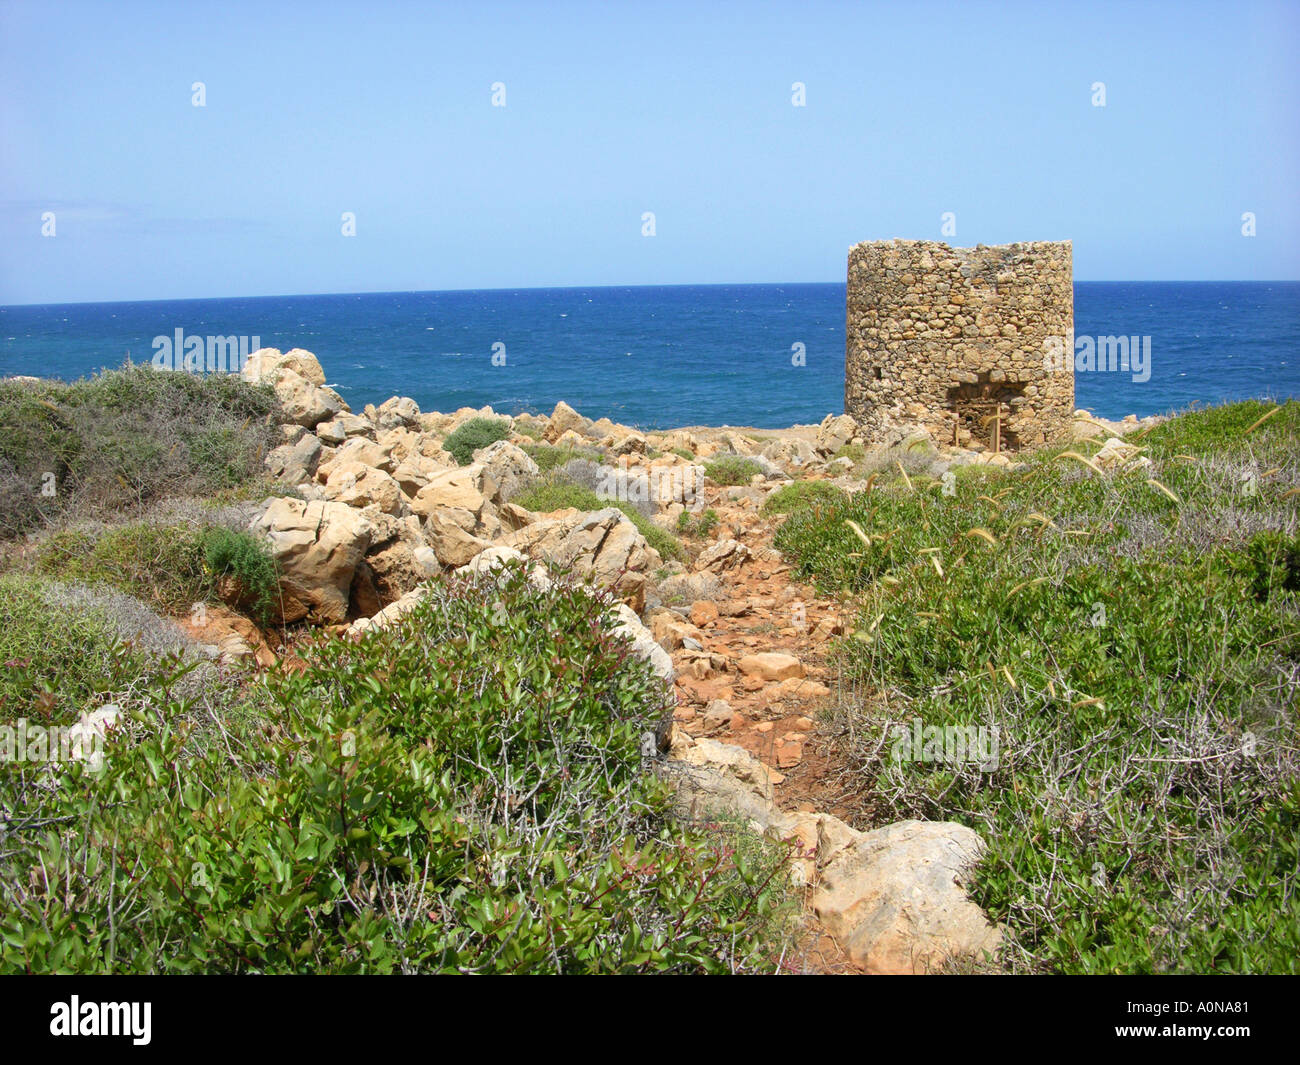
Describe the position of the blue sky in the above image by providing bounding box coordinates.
[2,0,1297,304]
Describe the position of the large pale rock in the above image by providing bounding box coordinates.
[610,603,675,684]
[504,507,659,610]
[376,396,421,431]
[410,463,499,519]
[424,509,496,567]
[250,498,375,623]
[816,413,859,456]
[392,452,450,497]
[363,512,435,600]
[650,611,706,652]
[813,820,1002,974]
[737,652,804,682]
[322,462,406,514]
[241,347,327,387]
[265,432,321,485]
[762,437,817,467]
[543,400,593,443]
[268,368,345,428]
[316,411,375,445]
[317,437,396,480]
[472,439,539,503]
[347,587,429,638]
[694,538,750,573]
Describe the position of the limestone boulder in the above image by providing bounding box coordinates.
[392,452,450,497]
[315,411,376,445]
[316,437,397,480]
[610,603,675,684]
[762,437,818,467]
[265,432,321,485]
[543,400,593,443]
[472,439,539,503]
[321,462,406,514]
[249,498,375,623]
[816,413,859,456]
[813,819,1003,974]
[504,507,659,610]
[241,346,327,387]
[376,396,421,431]
[694,538,750,574]
[410,463,500,519]
[267,368,345,428]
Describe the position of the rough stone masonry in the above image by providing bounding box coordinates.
[845,239,1074,450]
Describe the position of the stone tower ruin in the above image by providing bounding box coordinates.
[844,239,1074,450]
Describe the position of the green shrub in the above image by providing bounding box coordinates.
[676,508,719,538]
[0,564,792,973]
[761,480,849,517]
[443,417,512,465]
[0,366,278,539]
[703,455,764,486]
[670,447,695,461]
[200,526,280,624]
[0,575,152,721]
[520,442,606,472]
[35,522,209,615]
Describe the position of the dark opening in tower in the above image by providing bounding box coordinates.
[945,371,1027,451]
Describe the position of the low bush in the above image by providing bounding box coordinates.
[516,475,684,562]
[35,522,209,616]
[200,526,280,624]
[520,442,606,472]
[676,508,720,538]
[703,455,764,486]
[0,563,792,973]
[443,417,512,465]
[761,480,848,517]
[0,366,278,539]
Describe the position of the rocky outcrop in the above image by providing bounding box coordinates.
[543,400,592,442]
[815,413,859,456]
[249,498,375,623]
[504,507,660,611]
[472,439,539,503]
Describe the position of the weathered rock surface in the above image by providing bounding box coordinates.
[504,508,659,610]
[813,820,1002,974]
[249,498,375,623]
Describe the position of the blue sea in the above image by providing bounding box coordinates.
[2,283,1296,429]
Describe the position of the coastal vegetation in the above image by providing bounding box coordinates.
[0,565,792,972]
[775,400,1300,973]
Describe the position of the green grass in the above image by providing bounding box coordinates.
[0,563,793,973]
[35,523,210,616]
[442,417,513,465]
[30,520,279,621]
[774,399,1300,974]
[515,477,683,562]
[703,455,764,486]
